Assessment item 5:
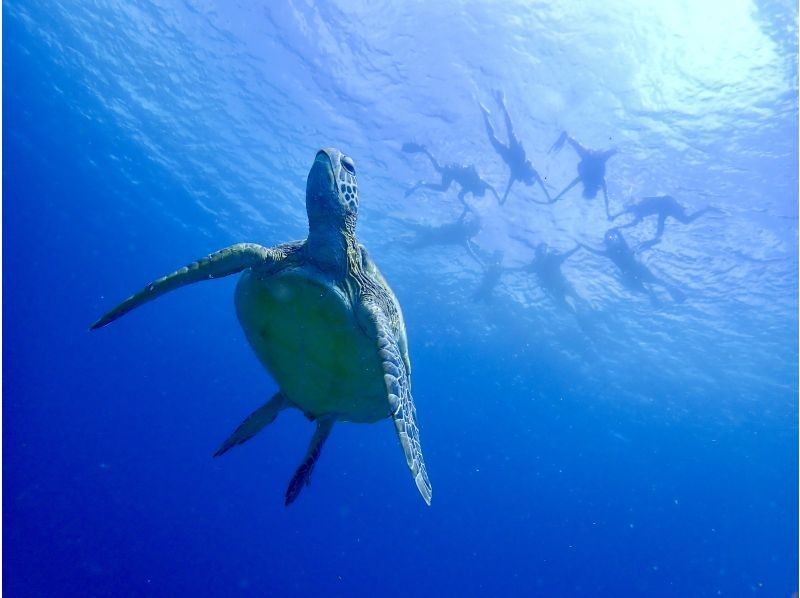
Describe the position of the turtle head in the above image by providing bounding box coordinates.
[306,148,359,227]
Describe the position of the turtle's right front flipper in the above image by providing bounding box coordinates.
[90,243,283,330]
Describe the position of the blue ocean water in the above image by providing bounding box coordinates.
[4,1,798,596]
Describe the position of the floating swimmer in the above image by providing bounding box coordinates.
[579,228,685,304]
[406,201,483,265]
[402,142,499,204]
[472,249,506,303]
[512,239,585,313]
[480,90,551,205]
[548,132,617,218]
[610,194,722,249]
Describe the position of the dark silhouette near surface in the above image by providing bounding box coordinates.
[549,132,617,218]
[510,237,590,314]
[610,194,722,249]
[403,142,499,204]
[480,91,551,205]
[407,203,482,264]
[472,250,506,303]
[579,228,685,304]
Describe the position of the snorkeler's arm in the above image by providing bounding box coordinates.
[503,264,528,273]
[464,239,485,268]
[423,148,443,172]
[636,214,667,252]
[559,245,582,263]
[577,242,606,257]
[602,181,611,220]
[565,135,588,158]
[550,176,581,203]
[636,238,660,253]
[602,148,618,162]
[510,235,536,252]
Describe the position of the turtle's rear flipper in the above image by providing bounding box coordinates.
[214,392,287,457]
[90,243,278,330]
[285,418,334,506]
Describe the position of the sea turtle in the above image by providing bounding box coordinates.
[91,148,432,506]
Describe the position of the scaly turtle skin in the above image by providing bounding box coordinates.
[91,148,432,506]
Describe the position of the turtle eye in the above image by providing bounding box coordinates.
[341,157,356,175]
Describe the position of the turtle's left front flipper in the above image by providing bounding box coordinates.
[366,302,433,506]
[91,243,284,330]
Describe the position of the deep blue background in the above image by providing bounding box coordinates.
[4,2,798,596]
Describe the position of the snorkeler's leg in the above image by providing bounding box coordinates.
[551,176,581,203]
[481,103,510,158]
[679,206,721,224]
[647,262,687,303]
[560,287,593,332]
[457,189,470,211]
[645,285,662,307]
[567,285,589,311]
[637,214,667,251]
[464,239,484,268]
[553,292,572,313]
[406,229,432,250]
[641,267,685,303]
[602,182,612,219]
[410,178,452,196]
[496,91,515,142]
[658,278,686,303]
[535,172,552,202]
[655,214,667,238]
[525,171,555,204]
[500,177,515,205]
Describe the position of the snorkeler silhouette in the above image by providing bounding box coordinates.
[511,238,586,313]
[403,143,500,204]
[548,132,617,218]
[472,250,506,303]
[610,195,722,249]
[579,228,685,304]
[407,202,483,265]
[480,91,551,205]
